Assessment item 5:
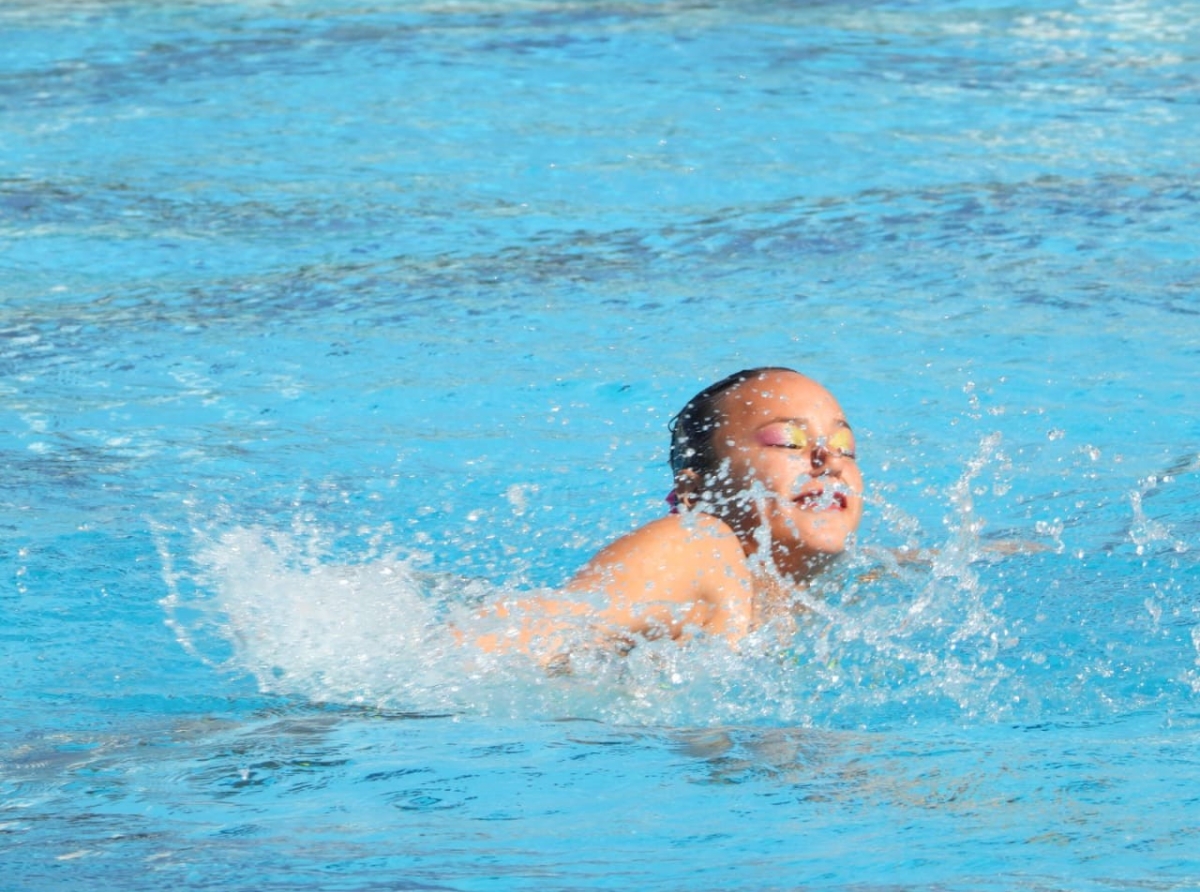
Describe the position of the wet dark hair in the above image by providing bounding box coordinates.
[668,366,797,476]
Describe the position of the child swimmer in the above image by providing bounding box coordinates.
[476,367,864,657]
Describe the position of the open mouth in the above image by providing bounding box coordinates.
[793,488,848,511]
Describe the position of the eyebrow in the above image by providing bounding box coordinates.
[759,416,852,431]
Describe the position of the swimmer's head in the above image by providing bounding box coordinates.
[669,367,864,573]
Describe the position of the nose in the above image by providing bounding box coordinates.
[810,441,828,472]
[809,439,842,475]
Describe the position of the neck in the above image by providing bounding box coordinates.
[747,564,803,635]
[775,545,839,582]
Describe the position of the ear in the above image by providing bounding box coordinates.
[673,468,702,511]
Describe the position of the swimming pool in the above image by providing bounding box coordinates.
[3,0,1198,888]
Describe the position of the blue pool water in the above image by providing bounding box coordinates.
[3,0,1199,888]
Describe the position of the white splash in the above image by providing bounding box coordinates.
[157,512,1024,729]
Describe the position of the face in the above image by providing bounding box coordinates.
[706,370,863,576]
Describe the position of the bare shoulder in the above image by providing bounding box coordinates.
[565,512,753,639]
[570,513,745,586]
[472,514,753,657]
